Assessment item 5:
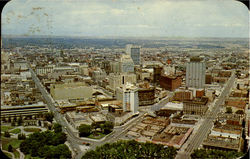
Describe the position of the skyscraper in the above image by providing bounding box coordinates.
[116,83,139,114]
[126,44,141,65]
[186,57,206,88]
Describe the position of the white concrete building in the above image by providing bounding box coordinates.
[116,83,139,114]
[186,59,206,88]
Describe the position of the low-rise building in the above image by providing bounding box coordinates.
[50,82,93,100]
[183,97,209,115]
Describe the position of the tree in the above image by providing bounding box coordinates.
[235,110,244,114]
[4,131,11,138]
[82,140,177,159]
[53,123,62,133]
[51,132,67,145]
[17,116,23,126]
[44,112,54,122]
[11,121,16,126]
[226,107,232,114]
[18,133,26,140]
[79,124,92,137]
[20,131,71,158]
[8,145,13,152]
[102,121,114,134]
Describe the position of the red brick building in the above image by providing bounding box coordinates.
[173,91,192,101]
[159,75,182,91]
[225,98,246,110]
[196,89,205,98]
[205,74,212,84]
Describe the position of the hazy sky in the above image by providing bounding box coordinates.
[2,0,249,38]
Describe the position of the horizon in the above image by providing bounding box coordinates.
[2,34,249,40]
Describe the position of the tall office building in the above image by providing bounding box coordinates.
[120,54,134,73]
[186,57,206,88]
[116,83,139,114]
[126,44,141,65]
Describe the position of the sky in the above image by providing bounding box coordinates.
[2,0,249,38]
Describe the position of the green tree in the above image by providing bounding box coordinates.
[17,116,23,126]
[53,123,62,133]
[226,107,232,114]
[20,131,71,158]
[103,121,114,134]
[44,112,54,122]
[79,124,92,137]
[4,131,11,138]
[18,133,26,140]
[8,144,13,152]
[82,140,177,159]
[11,121,15,126]
[51,132,67,145]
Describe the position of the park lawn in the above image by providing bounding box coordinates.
[1,125,14,132]
[87,132,106,139]
[10,128,21,134]
[1,136,23,150]
[1,137,22,158]
[23,128,41,133]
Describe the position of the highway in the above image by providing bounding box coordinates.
[175,70,235,159]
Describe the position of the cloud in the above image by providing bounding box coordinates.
[2,0,249,38]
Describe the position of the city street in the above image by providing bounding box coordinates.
[175,70,235,159]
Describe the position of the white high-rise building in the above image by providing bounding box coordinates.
[186,58,206,88]
[116,83,139,114]
[126,44,141,65]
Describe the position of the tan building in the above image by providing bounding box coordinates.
[108,73,136,92]
[50,82,93,100]
[183,97,209,115]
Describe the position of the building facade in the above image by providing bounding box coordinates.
[186,58,206,88]
[159,75,182,91]
[183,97,209,115]
[120,54,134,73]
[116,84,139,114]
[126,44,141,65]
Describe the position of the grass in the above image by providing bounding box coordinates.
[1,125,14,132]
[23,128,41,133]
[1,136,23,150]
[1,136,22,158]
[10,128,21,134]
[87,132,106,139]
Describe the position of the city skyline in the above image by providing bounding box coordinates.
[2,0,249,38]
